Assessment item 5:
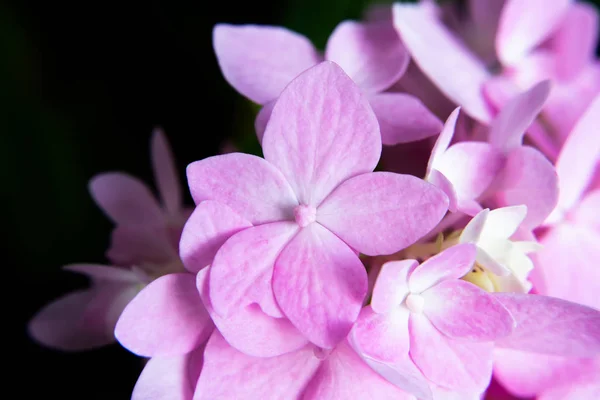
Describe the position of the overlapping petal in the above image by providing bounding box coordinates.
[370,260,416,313]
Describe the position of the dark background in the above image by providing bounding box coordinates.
[5,0,599,398]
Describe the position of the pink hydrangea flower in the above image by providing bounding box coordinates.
[213,20,443,145]
[185,61,449,349]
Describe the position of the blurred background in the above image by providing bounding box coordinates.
[5,0,599,398]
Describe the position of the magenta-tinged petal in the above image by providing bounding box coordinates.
[107,224,176,267]
[115,273,213,357]
[540,379,600,400]
[552,95,600,218]
[495,146,558,228]
[262,61,381,207]
[303,341,416,400]
[318,172,448,256]
[409,313,494,391]
[194,332,319,400]
[427,169,458,213]
[423,280,514,341]
[254,100,275,144]
[179,201,252,273]
[186,153,298,224]
[496,0,571,65]
[409,244,477,293]
[572,190,600,231]
[151,128,181,215]
[488,81,551,152]
[468,0,505,42]
[273,223,367,348]
[132,346,205,400]
[89,172,164,225]
[369,92,443,145]
[393,4,492,122]
[427,107,461,174]
[436,142,504,202]
[325,20,409,93]
[494,293,600,357]
[212,24,321,104]
[371,260,417,314]
[209,222,298,318]
[197,268,307,357]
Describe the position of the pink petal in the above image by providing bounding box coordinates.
[371,260,417,313]
[540,379,600,400]
[107,224,177,267]
[427,169,458,213]
[572,190,600,231]
[496,0,572,65]
[303,340,416,400]
[197,268,307,357]
[494,146,558,228]
[318,172,449,256]
[488,81,551,152]
[186,153,298,225]
[212,24,321,104]
[408,243,477,293]
[254,100,275,144]
[89,172,164,226]
[151,128,181,215]
[369,92,443,145]
[132,346,205,400]
[409,313,494,391]
[29,282,138,351]
[63,263,143,283]
[493,293,600,357]
[551,2,599,80]
[426,107,461,174]
[115,273,213,357]
[273,223,367,348]
[179,201,252,273]
[209,222,298,318]
[193,332,320,400]
[468,0,505,42]
[393,3,493,122]
[261,61,381,207]
[423,280,514,341]
[435,142,504,202]
[325,20,409,93]
[552,94,600,218]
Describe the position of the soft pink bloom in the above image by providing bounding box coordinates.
[351,244,515,398]
[185,61,449,350]
[213,21,443,145]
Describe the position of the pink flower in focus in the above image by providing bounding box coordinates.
[186,61,449,349]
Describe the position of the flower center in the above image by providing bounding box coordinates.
[294,204,317,227]
[405,294,425,314]
[462,263,498,292]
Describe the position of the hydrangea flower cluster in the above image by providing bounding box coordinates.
[30,1,600,399]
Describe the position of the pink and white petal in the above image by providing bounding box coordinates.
[209,222,298,318]
[194,332,320,400]
[496,0,571,65]
[186,153,298,224]
[115,273,213,357]
[325,20,409,93]
[89,173,164,226]
[179,201,252,274]
[427,169,458,213]
[551,2,599,80]
[107,224,176,267]
[63,263,142,283]
[552,94,600,217]
[371,260,417,314]
[197,268,308,357]
[481,205,527,239]
[494,146,558,228]
[488,80,551,152]
[351,306,411,364]
[408,243,477,293]
[460,208,489,243]
[427,107,461,175]
[273,223,368,348]
[393,4,493,123]
[540,380,600,400]
[409,313,494,391]
[572,190,600,232]
[212,24,321,104]
[493,293,600,357]
[369,92,443,146]
[318,172,449,256]
[436,142,504,201]
[151,128,182,215]
[132,346,205,400]
[303,340,417,400]
[262,61,381,206]
[254,100,276,144]
[423,280,514,341]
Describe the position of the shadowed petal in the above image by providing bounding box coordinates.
[254,100,276,144]
[151,128,182,215]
